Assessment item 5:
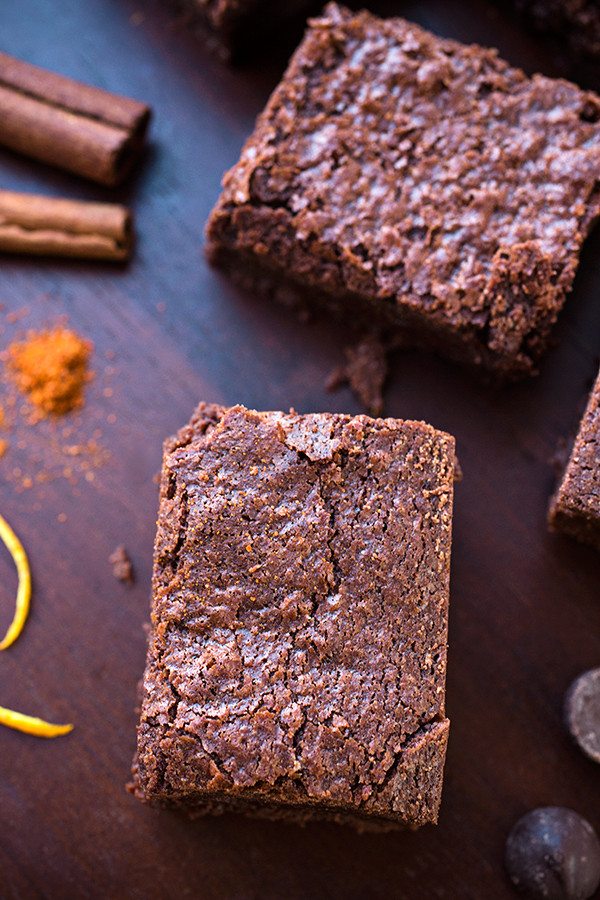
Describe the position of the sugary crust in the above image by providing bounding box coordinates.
[133,403,456,829]
[549,369,600,551]
[206,2,600,381]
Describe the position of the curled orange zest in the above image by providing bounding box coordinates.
[0,704,73,737]
[0,706,73,737]
[0,511,31,650]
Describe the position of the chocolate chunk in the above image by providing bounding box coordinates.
[505,807,600,899]
[565,668,600,764]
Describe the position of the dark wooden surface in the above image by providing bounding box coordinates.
[1,1,600,897]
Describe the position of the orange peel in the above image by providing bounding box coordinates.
[0,513,73,737]
[0,511,31,650]
[0,704,73,737]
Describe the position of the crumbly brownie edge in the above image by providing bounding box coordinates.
[134,718,450,831]
[548,505,600,552]
[162,400,225,456]
[134,404,455,829]
[549,370,600,550]
[206,243,540,383]
[207,193,600,384]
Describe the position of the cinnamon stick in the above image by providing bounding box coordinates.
[0,191,133,261]
[0,52,151,186]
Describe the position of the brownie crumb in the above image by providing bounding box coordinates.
[327,334,388,416]
[109,545,134,585]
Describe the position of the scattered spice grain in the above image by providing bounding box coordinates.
[6,326,93,417]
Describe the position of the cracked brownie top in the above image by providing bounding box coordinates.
[207,2,600,380]
[133,403,456,828]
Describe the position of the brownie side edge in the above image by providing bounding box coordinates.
[549,368,600,550]
[134,716,450,831]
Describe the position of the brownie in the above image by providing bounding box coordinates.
[549,367,600,551]
[513,0,600,91]
[206,3,600,382]
[132,402,457,830]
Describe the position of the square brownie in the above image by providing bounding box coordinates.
[132,403,457,830]
[549,367,600,551]
[206,3,600,382]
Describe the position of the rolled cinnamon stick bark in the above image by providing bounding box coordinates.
[0,191,133,261]
[0,53,151,186]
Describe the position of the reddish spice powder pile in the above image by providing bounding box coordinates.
[6,327,93,417]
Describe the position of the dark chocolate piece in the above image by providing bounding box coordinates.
[207,3,600,383]
[132,402,457,830]
[565,668,600,764]
[505,807,600,900]
[548,367,600,550]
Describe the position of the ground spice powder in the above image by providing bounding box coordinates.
[7,327,93,416]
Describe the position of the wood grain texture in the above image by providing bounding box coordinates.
[0,0,599,898]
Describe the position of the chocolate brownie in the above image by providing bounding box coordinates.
[549,367,600,551]
[206,3,600,382]
[132,402,456,830]
[513,0,600,90]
